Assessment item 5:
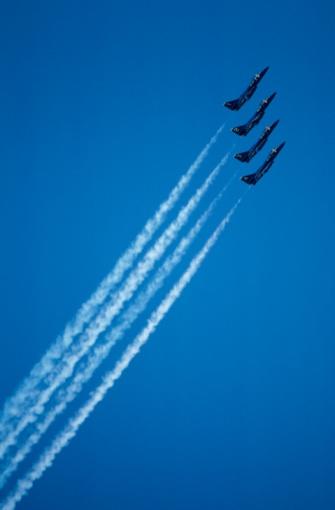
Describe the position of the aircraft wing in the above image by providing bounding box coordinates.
[241,173,258,185]
[224,99,242,111]
[234,150,251,163]
[232,124,249,136]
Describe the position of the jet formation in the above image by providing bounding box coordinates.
[224,67,285,185]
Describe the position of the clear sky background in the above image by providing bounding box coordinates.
[0,1,334,509]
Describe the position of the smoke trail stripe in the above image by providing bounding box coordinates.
[0,198,241,510]
[0,152,228,460]
[0,177,235,488]
[0,124,224,448]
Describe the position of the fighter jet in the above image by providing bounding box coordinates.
[224,66,269,111]
[241,142,285,185]
[231,93,276,136]
[234,120,279,163]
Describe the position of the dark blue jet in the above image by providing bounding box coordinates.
[234,120,280,163]
[224,66,269,111]
[231,92,276,136]
[241,142,286,185]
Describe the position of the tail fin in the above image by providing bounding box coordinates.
[224,99,240,111]
[241,174,257,185]
[234,151,250,163]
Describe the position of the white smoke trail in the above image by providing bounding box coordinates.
[0,179,235,488]
[0,153,228,461]
[0,198,241,510]
[0,124,224,447]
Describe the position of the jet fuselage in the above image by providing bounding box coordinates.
[224,66,269,111]
[234,120,280,163]
[241,142,285,185]
[231,93,276,136]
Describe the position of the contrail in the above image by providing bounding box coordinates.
[0,124,224,447]
[0,178,235,489]
[0,198,241,510]
[0,153,228,461]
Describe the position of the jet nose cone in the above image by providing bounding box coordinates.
[269,120,280,131]
[260,66,269,77]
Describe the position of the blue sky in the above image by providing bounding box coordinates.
[0,1,334,509]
